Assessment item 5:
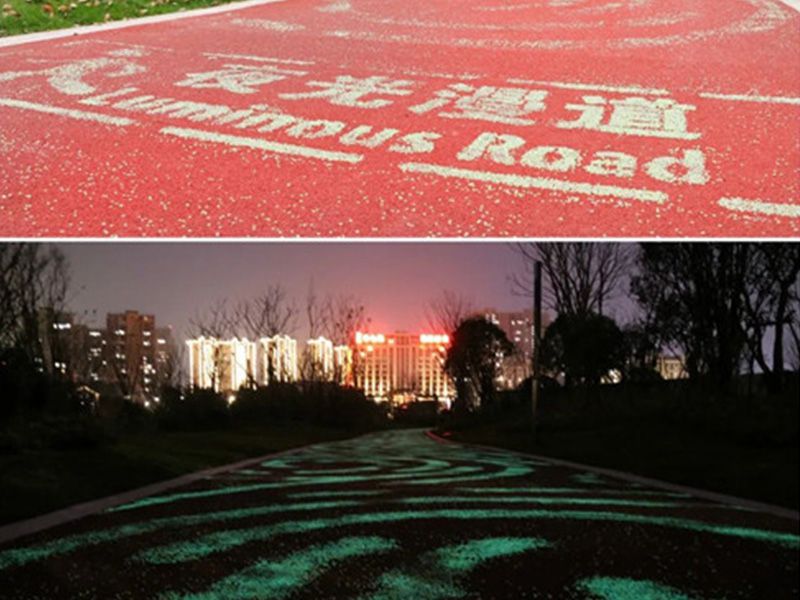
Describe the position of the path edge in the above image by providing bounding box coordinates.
[0,433,339,546]
[425,430,800,522]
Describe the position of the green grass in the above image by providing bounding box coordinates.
[0,0,244,37]
[449,421,799,510]
[0,423,355,525]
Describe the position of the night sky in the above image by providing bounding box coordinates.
[55,242,645,345]
[56,242,641,345]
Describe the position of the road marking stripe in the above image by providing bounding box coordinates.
[0,98,135,126]
[398,162,668,203]
[719,197,800,218]
[507,78,670,96]
[699,92,800,105]
[159,126,364,163]
[203,52,314,65]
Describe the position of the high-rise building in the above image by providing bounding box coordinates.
[36,308,79,377]
[87,327,106,384]
[333,344,353,385]
[106,310,157,400]
[187,336,256,393]
[154,326,175,386]
[33,309,174,403]
[306,336,335,380]
[354,331,453,403]
[258,335,299,384]
[479,309,551,389]
[187,337,256,393]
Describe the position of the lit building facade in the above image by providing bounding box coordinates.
[187,336,256,392]
[657,355,687,380]
[258,335,299,384]
[306,336,335,380]
[354,331,453,403]
[333,344,354,385]
[106,310,158,400]
[153,326,175,386]
[479,309,551,389]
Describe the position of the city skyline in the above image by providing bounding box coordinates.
[59,243,636,345]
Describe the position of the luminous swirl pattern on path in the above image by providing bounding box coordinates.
[0,429,797,598]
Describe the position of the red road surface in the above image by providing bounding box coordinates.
[1,0,799,237]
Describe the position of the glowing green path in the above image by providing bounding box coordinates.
[364,537,551,599]
[164,536,397,600]
[576,576,700,600]
[0,428,796,598]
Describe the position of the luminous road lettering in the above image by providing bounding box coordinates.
[0,0,797,236]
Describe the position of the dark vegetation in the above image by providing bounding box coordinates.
[441,242,800,510]
[443,371,799,510]
[0,244,392,525]
[0,365,389,524]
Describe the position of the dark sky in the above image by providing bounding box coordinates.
[42,242,791,369]
[57,242,640,344]
[56,243,542,343]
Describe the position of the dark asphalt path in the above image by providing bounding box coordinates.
[0,429,797,598]
[1,0,798,237]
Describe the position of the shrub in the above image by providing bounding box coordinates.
[155,388,230,431]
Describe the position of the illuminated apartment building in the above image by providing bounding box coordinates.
[480,309,551,389]
[153,326,175,385]
[657,355,687,380]
[306,336,335,380]
[333,344,353,385]
[187,336,256,393]
[258,335,299,384]
[354,331,453,403]
[106,310,158,400]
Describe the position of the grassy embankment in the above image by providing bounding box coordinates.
[1,0,243,37]
[445,375,799,510]
[0,423,354,525]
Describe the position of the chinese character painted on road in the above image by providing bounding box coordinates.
[409,83,548,125]
[280,75,414,108]
[0,49,146,96]
[557,96,700,140]
[175,64,307,94]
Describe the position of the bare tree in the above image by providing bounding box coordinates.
[234,285,299,384]
[512,243,632,317]
[188,298,236,339]
[301,284,369,384]
[234,285,298,339]
[0,244,71,364]
[102,336,144,400]
[303,280,325,338]
[154,332,184,392]
[742,243,800,392]
[425,290,474,335]
[632,243,750,391]
[187,299,240,390]
[323,294,369,346]
[324,294,369,386]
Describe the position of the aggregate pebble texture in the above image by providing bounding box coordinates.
[0,0,798,237]
[0,429,798,598]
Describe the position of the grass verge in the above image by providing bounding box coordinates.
[449,422,799,511]
[1,0,245,37]
[0,422,355,525]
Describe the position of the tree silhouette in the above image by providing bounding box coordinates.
[444,317,514,413]
[512,242,631,317]
[632,243,750,392]
[541,312,627,386]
